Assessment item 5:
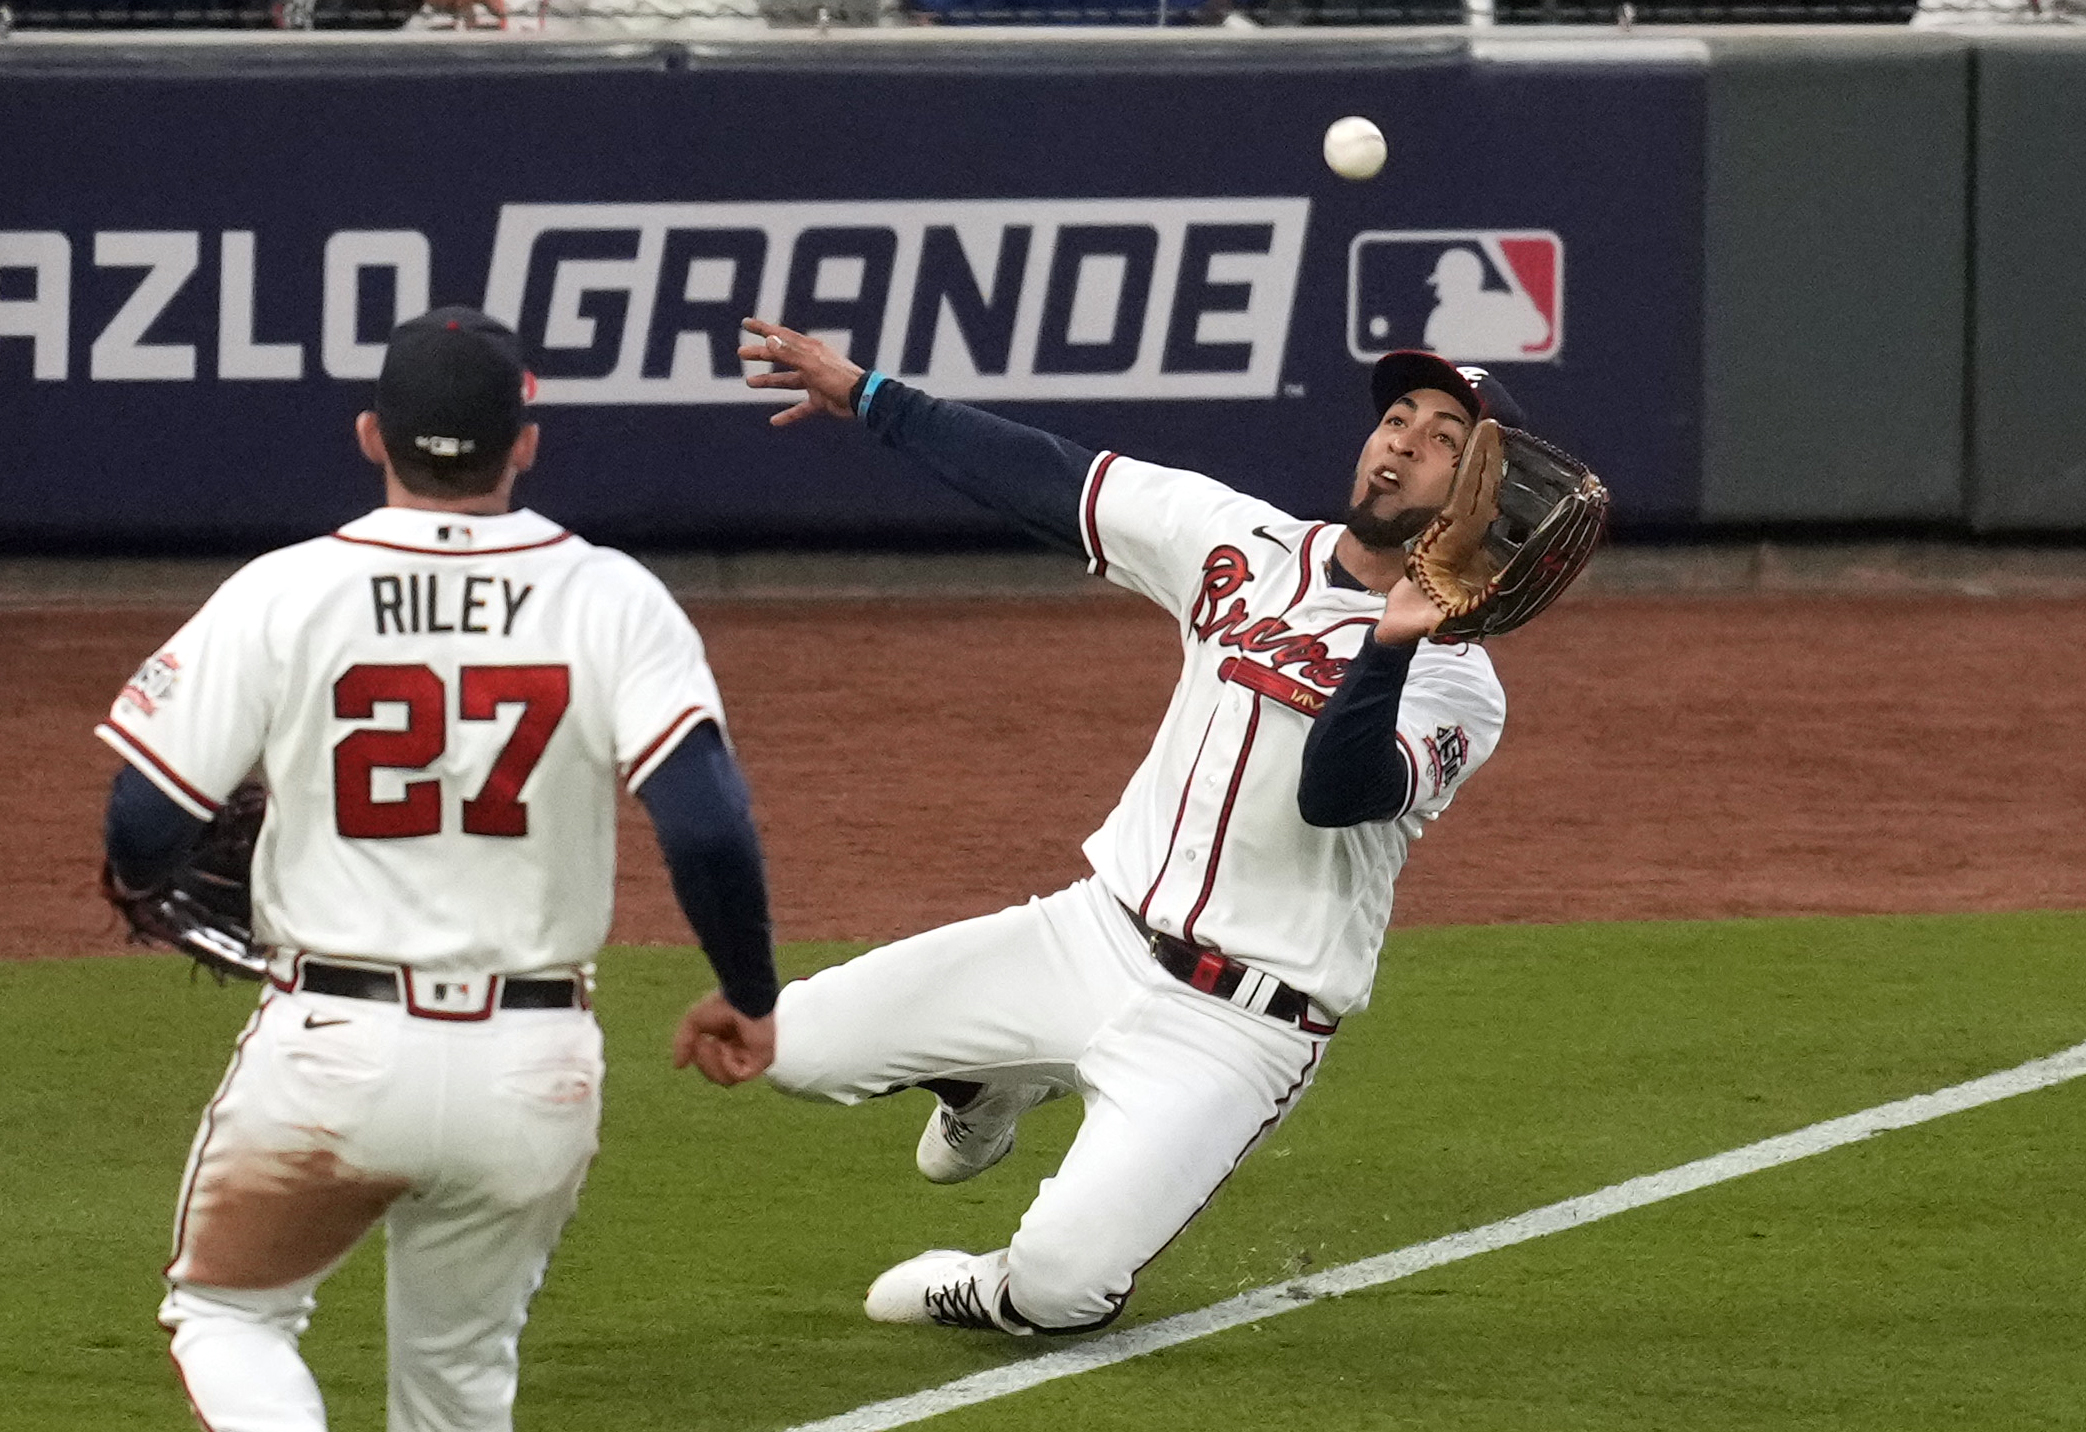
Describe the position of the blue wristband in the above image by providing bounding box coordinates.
[856,369,888,418]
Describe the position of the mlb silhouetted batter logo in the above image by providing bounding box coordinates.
[1347,230,1564,364]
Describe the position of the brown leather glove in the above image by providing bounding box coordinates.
[1407,421,1612,643]
[102,781,270,983]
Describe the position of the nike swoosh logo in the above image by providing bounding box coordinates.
[1250,525,1291,551]
[303,1015,350,1030]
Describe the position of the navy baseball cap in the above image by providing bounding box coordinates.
[375,306,530,472]
[1371,349,1526,430]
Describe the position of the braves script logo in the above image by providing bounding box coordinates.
[1421,724,1469,796]
[120,651,180,716]
[1188,546,1353,688]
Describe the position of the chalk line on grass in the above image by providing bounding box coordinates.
[785,1037,2086,1432]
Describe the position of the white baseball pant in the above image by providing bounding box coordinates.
[768,877,1326,1330]
[159,984,603,1432]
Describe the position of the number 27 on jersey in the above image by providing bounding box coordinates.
[334,663,570,840]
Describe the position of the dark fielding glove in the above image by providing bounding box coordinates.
[101,781,271,983]
[1406,420,1612,643]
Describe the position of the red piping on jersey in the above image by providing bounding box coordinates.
[1394,730,1421,818]
[1285,523,1328,612]
[166,997,271,1282]
[625,705,710,790]
[328,531,573,558]
[1217,656,1326,719]
[1140,707,1218,920]
[101,720,221,815]
[1182,697,1262,944]
[1082,453,1119,579]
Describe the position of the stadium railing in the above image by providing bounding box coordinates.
[0,0,1927,33]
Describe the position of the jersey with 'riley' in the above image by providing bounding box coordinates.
[96,507,723,978]
[1077,455,1507,1019]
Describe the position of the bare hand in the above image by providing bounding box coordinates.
[1375,578,1447,647]
[737,318,864,428]
[673,992,777,1086]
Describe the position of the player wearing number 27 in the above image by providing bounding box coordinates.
[715,317,1561,1336]
[96,307,779,1432]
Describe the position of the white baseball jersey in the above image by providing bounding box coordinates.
[1075,454,1507,1018]
[97,505,722,978]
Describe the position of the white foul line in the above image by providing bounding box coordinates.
[785,1036,2086,1432]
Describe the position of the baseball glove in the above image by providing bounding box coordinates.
[101,781,270,983]
[1406,420,1611,643]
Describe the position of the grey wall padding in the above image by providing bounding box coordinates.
[1702,37,1970,525]
[1967,35,2086,533]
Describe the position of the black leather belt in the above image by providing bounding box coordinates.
[298,960,581,1011]
[1120,903,1336,1035]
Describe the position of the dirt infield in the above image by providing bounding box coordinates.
[12,592,2083,959]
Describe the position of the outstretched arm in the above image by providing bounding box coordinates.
[739,318,1095,555]
[636,721,778,1085]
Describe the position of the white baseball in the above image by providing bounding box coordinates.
[1323,116,1387,182]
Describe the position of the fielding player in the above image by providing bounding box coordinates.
[97,307,778,1431]
[700,316,1523,1334]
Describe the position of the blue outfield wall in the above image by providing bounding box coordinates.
[0,37,1705,549]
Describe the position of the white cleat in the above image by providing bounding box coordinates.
[864,1248,1025,1332]
[915,1083,1053,1184]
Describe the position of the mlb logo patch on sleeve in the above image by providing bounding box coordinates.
[1347,231,1564,364]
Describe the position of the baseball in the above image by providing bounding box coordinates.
[1323,116,1387,181]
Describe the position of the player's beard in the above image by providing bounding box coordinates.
[1341,498,1440,553]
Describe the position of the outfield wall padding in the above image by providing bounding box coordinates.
[0,34,1704,547]
[0,31,2078,548]
[1966,34,2086,535]
[1702,36,1969,525]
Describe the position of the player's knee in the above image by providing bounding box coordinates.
[160,1280,314,1340]
[1002,1242,1133,1333]
[761,1040,822,1098]
[762,1035,853,1102]
[764,985,873,1104]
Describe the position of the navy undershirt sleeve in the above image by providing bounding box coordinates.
[858,377,1096,555]
[634,722,779,1019]
[1297,634,1420,828]
[104,764,207,891]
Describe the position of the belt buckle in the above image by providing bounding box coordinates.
[402,970,501,1022]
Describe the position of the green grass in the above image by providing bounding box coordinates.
[3,912,2083,1430]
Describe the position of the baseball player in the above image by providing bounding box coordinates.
[97,307,778,1431]
[686,316,1521,1334]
